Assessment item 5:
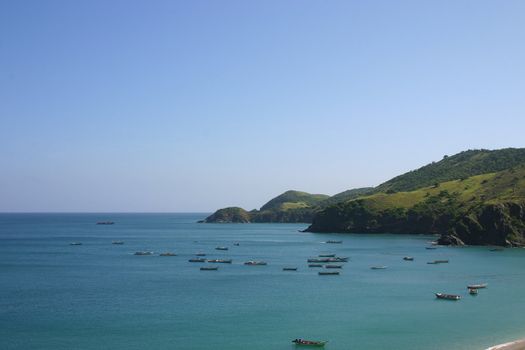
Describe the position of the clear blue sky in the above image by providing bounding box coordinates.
[1,0,524,212]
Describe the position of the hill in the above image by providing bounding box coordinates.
[259,190,329,211]
[306,166,525,246]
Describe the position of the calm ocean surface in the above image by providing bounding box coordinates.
[1,213,525,350]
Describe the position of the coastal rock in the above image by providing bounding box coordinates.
[203,207,251,223]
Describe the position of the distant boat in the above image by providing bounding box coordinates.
[159,252,176,256]
[244,261,267,266]
[96,221,114,225]
[370,266,388,270]
[403,256,414,261]
[189,258,206,262]
[319,271,339,275]
[309,264,323,268]
[215,247,228,251]
[283,267,298,271]
[318,254,335,257]
[200,266,218,271]
[469,288,478,295]
[292,339,327,347]
[134,251,153,256]
[435,293,461,300]
[233,243,240,246]
[467,283,488,289]
[69,242,82,246]
[195,253,206,256]
[427,260,449,264]
[325,265,342,269]
[425,247,437,250]
[325,240,342,244]
[207,259,232,263]
[307,257,348,263]
[329,257,348,262]
[112,241,124,245]
[489,248,504,252]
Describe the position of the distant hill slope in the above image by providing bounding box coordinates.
[375,148,525,193]
[259,190,329,211]
[319,187,374,207]
[307,166,525,246]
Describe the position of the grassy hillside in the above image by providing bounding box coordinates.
[259,190,329,211]
[375,148,525,193]
[319,187,374,207]
[307,166,525,246]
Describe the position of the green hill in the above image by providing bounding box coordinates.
[306,166,525,246]
[319,187,374,207]
[259,190,329,211]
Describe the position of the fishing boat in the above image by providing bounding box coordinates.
[370,266,388,270]
[96,221,114,225]
[319,271,339,275]
[403,256,414,261]
[325,265,342,269]
[200,266,218,271]
[112,241,124,245]
[309,264,323,268]
[318,254,335,257]
[195,253,206,256]
[292,339,327,347]
[233,243,240,246]
[188,258,206,262]
[244,261,267,266]
[425,247,437,250]
[467,283,488,289]
[207,259,232,263]
[308,258,331,263]
[69,242,82,246]
[427,260,449,264]
[283,267,298,271]
[134,251,153,256]
[435,293,461,300]
[215,247,228,251]
[325,240,342,244]
[469,288,478,295]
[328,257,348,262]
[159,252,176,256]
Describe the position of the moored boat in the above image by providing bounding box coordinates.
[195,253,206,256]
[69,242,82,246]
[207,259,232,263]
[469,288,478,295]
[112,241,124,245]
[283,267,298,271]
[189,258,206,262]
[403,256,414,261]
[425,247,437,250]
[244,261,267,266]
[435,293,461,300]
[325,240,342,244]
[200,266,218,271]
[159,252,176,256]
[134,251,153,256]
[215,247,228,251]
[319,271,339,275]
[318,254,335,257]
[370,266,387,270]
[309,264,323,268]
[292,339,327,347]
[467,283,488,289]
[325,264,342,269]
[96,221,114,225]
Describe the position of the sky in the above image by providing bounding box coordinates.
[1,0,524,212]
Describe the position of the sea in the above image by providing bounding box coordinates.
[1,213,525,350]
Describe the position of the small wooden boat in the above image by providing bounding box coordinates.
[435,293,461,300]
[318,254,335,257]
[467,283,487,289]
[96,221,114,225]
[69,242,82,246]
[188,258,206,262]
[325,264,342,269]
[134,251,153,256]
[319,271,339,275]
[283,267,298,271]
[207,259,232,263]
[195,253,206,256]
[112,241,124,245]
[469,288,478,295]
[233,243,240,246]
[425,247,437,250]
[370,266,388,270]
[200,266,218,271]
[328,257,348,262]
[159,252,176,256]
[427,260,448,264]
[244,261,267,266]
[309,264,323,268]
[308,258,330,263]
[292,339,327,347]
[325,240,342,244]
[215,247,228,251]
[403,256,414,261]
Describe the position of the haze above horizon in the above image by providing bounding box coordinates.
[1,0,524,212]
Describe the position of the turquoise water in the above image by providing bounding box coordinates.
[1,213,525,350]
